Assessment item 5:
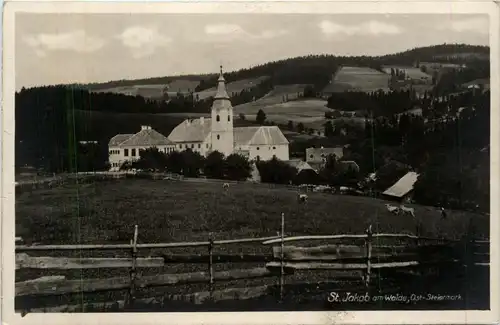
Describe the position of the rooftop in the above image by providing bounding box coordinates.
[382,171,420,198]
[109,126,173,147]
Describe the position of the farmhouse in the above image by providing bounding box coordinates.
[167,66,289,161]
[382,171,420,203]
[285,159,320,184]
[108,126,175,170]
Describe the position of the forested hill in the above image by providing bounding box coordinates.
[59,43,489,92]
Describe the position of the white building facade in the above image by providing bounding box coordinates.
[108,126,175,170]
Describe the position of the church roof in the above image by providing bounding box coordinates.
[234,126,289,146]
[120,128,173,147]
[168,118,212,143]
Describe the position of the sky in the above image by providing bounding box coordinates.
[15,13,489,89]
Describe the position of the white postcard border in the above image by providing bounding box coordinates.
[2,1,499,324]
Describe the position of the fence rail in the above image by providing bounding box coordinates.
[15,218,490,313]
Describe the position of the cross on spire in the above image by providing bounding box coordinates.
[214,64,229,100]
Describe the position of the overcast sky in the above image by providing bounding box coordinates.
[15,13,489,89]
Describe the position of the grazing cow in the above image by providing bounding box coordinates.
[298,194,308,203]
[222,183,230,190]
[399,205,415,217]
[385,203,400,214]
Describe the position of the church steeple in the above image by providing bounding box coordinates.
[214,65,230,100]
[210,64,234,157]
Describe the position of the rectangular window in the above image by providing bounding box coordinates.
[191,144,194,149]
[124,149,129,157]
[131,149,136,156]
[198,143,201,148]
[206,143,209,148]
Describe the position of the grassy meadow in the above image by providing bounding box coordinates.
[16,178,488,246]
[323,66,391,93]
[15,178,489,310]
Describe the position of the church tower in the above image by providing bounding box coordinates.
[210,66,234,156]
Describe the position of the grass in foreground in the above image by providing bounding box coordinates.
[16,178,488,245]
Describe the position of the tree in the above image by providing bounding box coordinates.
[132,147,168,171]
[256,109,267,124]
[257,157,297,184]
[297,122,305,133]
[303,85,315,98]
[318,154,338,184]
[287,120,294,130]
[204,151,225,179]
[374,160,410,192]
[239,113,246,121]
[180,149,205,177]
[165,151,184,174]
[324,121,334,137]
[224,153,252,181]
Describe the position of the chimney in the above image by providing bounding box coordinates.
[200,117,204,124]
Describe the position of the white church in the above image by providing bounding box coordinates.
[108,67,289,170]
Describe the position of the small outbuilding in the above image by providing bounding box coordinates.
[382,171,420,203]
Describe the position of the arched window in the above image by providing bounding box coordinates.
[217,135,220,140]
[216,115,220,122]
[256,147,260,150]
[228,115,231,122]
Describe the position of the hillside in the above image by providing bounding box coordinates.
[15,43,490,182]
[71,43,488,93]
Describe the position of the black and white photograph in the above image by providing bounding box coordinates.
[1,1,499,323]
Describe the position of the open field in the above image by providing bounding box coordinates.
[323,66,391,94]
[92,84,168,100]
[92,79,202,100]
[234,84,310,111]
[195,76,271,100]
[381,66,432,81]
[15,179,489,311]
[16,178,488,246]
[166,79,201,93]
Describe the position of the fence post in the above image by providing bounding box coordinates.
[364,224,373,288]
[208,232,214,301]
[126,225,139,309]
[280,212,285,302]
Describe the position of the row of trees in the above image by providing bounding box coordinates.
[121,148,253,181]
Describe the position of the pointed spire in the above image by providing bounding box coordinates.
[214,65,230,100]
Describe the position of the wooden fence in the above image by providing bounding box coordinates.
[15,216,489,313]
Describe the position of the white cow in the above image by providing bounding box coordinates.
[385,203,400,214]
[298,193,308,202]
[222,183,230,190]
[399,205,415,217]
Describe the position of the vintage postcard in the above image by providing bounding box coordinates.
[1,0,499,324]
